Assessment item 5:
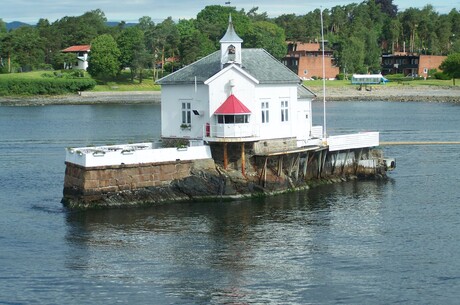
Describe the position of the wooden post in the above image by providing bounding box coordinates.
[342,149,350,174]
[323,150,328,176]
[302,152,309,178]
[278,156,283,177]
[317,151,322,178]
[294,153,300,180]
[241,143,246,176]
[354,148,363,174]
[223,142,228,170]
[259,157,268,187]
[331,151,338,175]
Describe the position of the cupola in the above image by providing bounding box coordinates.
[220,14,243,68]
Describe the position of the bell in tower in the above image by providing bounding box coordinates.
[220,14,243,68]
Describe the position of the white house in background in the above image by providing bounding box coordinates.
[157,16,318,147]
[61,45,91,70]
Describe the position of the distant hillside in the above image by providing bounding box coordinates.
[6,21,32,30]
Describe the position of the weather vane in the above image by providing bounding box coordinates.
[225,1,231,5]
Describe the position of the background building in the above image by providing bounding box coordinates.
[282,42,339,80]
[381,53,446,77]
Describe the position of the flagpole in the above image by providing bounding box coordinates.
[320,7,327,140]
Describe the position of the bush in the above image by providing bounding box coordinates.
[428,69,438,78]
[434,71,451,80]
[0,78,97,96]
[385,73,424,82]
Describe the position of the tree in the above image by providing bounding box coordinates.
[196,5,252,47]
[246,7,269,22]
[439,53,460,85]
[137,16,159,79]
[339,36,366,74]
[364,29,381,72]
[87,34,121,80]
[274,14,307,41]
[51,9,108,48]
[117,27,146,81]
[245,21,287,59]
[177,19,215,65]
[376,0,398,18]
[0,19,6,35]
[154,17,180,76]
[1,26,45,71]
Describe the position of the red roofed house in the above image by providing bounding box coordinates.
[61,45,91,70]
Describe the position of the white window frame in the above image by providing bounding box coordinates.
[261,101,269,123]
[281,100,289,122]
[181,101,191,125]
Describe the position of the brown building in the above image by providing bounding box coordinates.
[381,53,446,77]
[282,42,340,80]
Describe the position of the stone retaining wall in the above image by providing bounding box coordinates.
[63,158,215,203]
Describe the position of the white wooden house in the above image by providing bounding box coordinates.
[61,45,90,70]
[157,16,318,148]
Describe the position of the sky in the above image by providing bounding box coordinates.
[2,0,459,24]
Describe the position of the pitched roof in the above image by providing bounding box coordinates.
[214,94,251,114]
[62,45,91,52]
[297,84,317,99]
[157,49,301,85]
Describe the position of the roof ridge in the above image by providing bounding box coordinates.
[156,51,219,84]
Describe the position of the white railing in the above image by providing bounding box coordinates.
[327,132,380,151]
[311,126,323,138]
[65,142,212,168]
[203,123,260,139]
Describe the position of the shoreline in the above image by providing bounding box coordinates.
[309,85,460,103]
[1,85,460,106]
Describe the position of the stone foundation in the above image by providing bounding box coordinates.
[63,158,216,207]
[62,146,387,209]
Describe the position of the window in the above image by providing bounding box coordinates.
[182,102,191,124]
[261,102,269,123]
[217,115,249,124]
[235,115,249,123]
[281,100,289,122]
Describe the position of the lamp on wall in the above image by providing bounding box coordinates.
[193,110,204,116]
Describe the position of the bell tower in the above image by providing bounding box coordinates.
[220,14,243,68]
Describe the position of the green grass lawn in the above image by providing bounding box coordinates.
[0,69,161,92]
[92,79,160,92]
[0,71,49,79]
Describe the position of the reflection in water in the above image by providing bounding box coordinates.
[3,102,459,304]
[64,180,386,304]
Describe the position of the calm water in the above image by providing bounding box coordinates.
[0,101,459,304]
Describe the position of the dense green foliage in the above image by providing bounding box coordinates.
[87,34,121,79]
[0,77,96,95]
[1,1,459,79]
[439,53,460,85]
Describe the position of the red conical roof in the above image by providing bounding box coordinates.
[214,94,251,114]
